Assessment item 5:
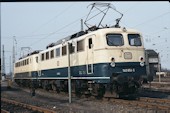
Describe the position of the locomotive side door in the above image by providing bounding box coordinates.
[69,40,78,69]
[86,35,95,74]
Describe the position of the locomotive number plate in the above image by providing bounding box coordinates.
[122,68,135,72]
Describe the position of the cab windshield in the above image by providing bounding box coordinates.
[106,34,124,46]
[128,34,142,46]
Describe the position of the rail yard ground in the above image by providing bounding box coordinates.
[142,76,170,95]
[1,77,170,113]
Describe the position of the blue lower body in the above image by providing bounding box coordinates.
[15,62,146,84]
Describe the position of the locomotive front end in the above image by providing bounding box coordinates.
[96,28,146,98]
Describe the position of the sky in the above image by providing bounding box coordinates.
[1,2,170,73]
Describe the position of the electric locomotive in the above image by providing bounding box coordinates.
[14,3,146,99]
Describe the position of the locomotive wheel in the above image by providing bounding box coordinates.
[52,84,57,91]
[51,83,60,93]
[75,80,83,97]
[56,88,60,93]
[61,81,68,92]
[75,88,83,98]
[42,80,50,91]
[96,84,105,99]
[96,91,104,99]
[85,91,91,98]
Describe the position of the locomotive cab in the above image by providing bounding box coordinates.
[85,27,146,98]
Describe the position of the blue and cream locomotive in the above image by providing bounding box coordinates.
[14,3,146,98]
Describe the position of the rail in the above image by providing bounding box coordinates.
[1,109,9,113]
[140,97,170,104]
[1,98,56,113]
[104,97,170,111]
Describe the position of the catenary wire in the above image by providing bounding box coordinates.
[29,3,75,36]
[27,9,98,47]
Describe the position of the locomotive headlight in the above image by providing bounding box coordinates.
[110,57,115,67]
[110,62,115,67]
[140,62,144,67]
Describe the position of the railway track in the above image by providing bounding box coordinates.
[140,97,170,105]
[1,109,9,113]
[1,98,56,113]
[104,97,170,112]
[2,81,170,113]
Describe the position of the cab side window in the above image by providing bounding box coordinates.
[62,46,67,56]
[46,52,49,60]
[50,50,54,59]
[36,57,38,63]
[69,43,75,54]
[88,38,92,49]
[77,40,84,52]
[41,53,44,61]
[56,48,60,57]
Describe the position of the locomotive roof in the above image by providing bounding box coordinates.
[16,26,142,63]
[17,50,42,62]
[46,30,86,49]
[46,26,141,49]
